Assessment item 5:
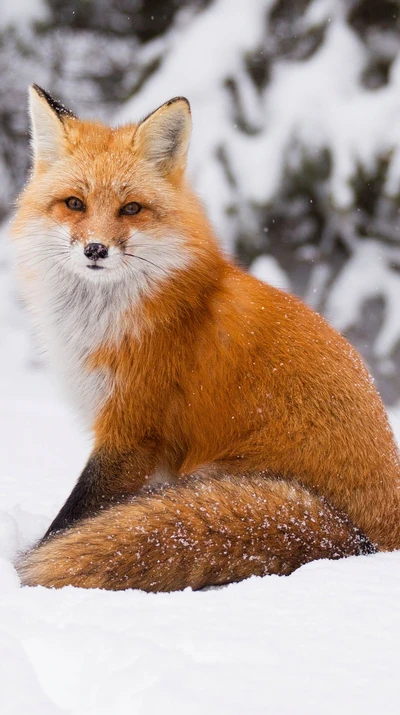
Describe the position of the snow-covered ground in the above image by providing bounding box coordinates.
[1,238,400,714]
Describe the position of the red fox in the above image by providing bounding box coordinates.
[12,85,400,591]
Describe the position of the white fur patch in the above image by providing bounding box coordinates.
[146,464,178,487]
[13,221,191,429]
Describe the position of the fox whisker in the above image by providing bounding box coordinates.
[123,253,170,276]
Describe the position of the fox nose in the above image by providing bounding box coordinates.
[84,243,108,260]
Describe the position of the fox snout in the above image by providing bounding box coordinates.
[84,243,108,261]
[82,242,110,271]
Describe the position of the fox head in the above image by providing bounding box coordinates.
[12,85,215,293]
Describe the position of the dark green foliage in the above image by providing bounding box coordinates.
[350,0,400,89]
[46,0,211,42]
[269,0,327,60]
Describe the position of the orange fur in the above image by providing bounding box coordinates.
[12,87,400,591]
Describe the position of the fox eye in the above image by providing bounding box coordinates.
[120,202,142,216]
[65,196,85,211]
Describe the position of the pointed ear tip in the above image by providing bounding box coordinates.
[28,85,48,110]
[167,96,191,114]
[29,84,44,98]
[27,86,77,121]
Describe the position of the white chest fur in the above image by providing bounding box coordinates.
[33,271,133,428]
[14,225,191,429]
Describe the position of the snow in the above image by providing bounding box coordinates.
[327,239,400,360]
[250,254,291,292]
[2,226,400,713]
[0,0,48,30]
[1,551,400,715]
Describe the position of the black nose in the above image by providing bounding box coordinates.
[84,243,108,260]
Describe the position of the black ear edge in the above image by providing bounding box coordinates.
[140,96,191,125]
[31,84,77,121]
[165,96,191,112]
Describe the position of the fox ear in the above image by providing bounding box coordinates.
[134,97,191,180]
[28,84,76,164]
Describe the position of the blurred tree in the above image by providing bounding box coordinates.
[47,0,211,41]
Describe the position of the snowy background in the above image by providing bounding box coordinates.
[1,1,400,713]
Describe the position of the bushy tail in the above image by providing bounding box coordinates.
[17,474,375,591]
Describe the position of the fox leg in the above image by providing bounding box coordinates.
[21,473,375,591]
[44,446,164,538]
